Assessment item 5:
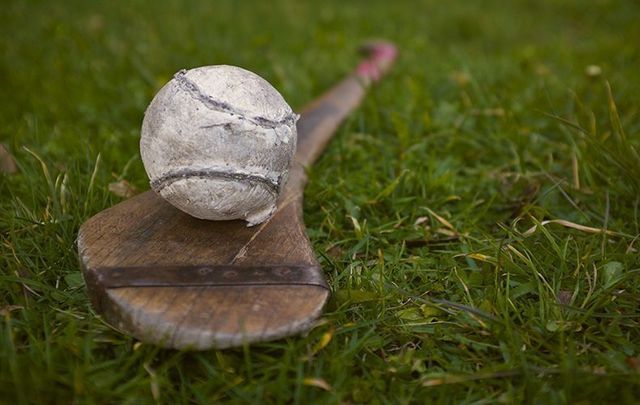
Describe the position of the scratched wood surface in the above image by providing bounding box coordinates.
[78,75,368,350]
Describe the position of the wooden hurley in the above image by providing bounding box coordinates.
[77,42,397,349]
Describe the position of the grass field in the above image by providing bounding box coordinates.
[2,0,640,402]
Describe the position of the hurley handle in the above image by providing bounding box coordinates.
[295,41,397,167]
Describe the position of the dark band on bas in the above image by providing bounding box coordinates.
[89,264,329,290]
[151,168,280,194]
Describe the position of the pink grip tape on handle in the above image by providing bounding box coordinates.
[356,41,398,83]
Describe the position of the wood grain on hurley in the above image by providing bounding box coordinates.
[77,42,397,349]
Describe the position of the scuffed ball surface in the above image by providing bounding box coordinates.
[140,65,298,226]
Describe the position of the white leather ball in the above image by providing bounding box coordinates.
[140,65,298,226]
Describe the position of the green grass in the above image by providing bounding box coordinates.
[2,0,640,402]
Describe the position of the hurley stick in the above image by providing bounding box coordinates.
[77,42,397,349]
